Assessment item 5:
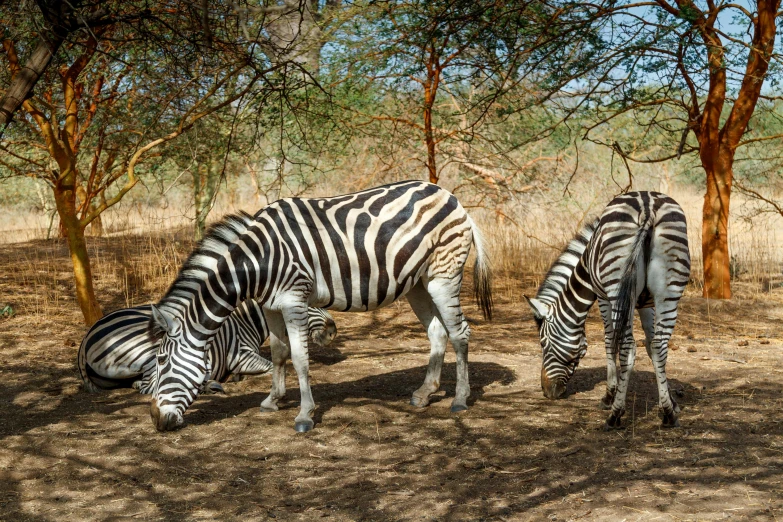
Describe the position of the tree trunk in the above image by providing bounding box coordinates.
[424,104,437,184]
[701,148,733,299]
[265,0,322,74]
[423,51,440,185]
[193,163,219,241]
[88,213,103,237]
[0,33,65,134]
[53,180,103,325]
[194,166,206,240]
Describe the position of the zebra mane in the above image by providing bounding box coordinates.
[535,217,600,304]
[149,211,257,338]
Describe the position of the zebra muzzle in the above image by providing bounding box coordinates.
[541,366,567,400]
[150,400,185,432]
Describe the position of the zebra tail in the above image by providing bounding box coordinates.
[468,215,493,321]
[610,216,653,354]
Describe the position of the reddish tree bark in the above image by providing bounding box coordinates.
[422,46,442,184]
[672,0,780,299]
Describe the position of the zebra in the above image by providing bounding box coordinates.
[78,302,337,395]
[525,191,690,429]
[147,180,493,432]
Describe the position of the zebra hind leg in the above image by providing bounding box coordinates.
[640,308,680,418]
[427,277,471,413]
[598,300,618,410]
[650,327,680,428]
[604,327,637,431]
[406,282,448,408]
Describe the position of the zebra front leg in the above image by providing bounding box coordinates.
[605,328,636,430]
[598,300,618,410]
[281,302,316,433]
[233,347,274,377]
[260,312,290,413]
[428,277,471,413]
[133,366,157,395]
[406,283,448,408]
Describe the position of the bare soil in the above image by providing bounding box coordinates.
[0,236,782,521]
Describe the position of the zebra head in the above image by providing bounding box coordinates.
[525,296,588,400]
[149,305,208,431]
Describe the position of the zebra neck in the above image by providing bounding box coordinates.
[161,270,260,348]
[554,257,597,324]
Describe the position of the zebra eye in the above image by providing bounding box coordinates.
[156,352,168,365]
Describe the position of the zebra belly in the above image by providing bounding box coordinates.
[308,271,420,312]
[87,354,152,380]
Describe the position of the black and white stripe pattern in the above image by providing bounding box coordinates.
[148,180,493,432]
[79,302,336,395]
[526,191,690,429]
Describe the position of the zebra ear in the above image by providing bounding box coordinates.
[151,305,177,335]
[524,295,550,321]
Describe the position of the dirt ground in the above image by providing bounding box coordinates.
[0,237,782,521]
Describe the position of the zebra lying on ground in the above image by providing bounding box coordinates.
[147,180,493,432]
[78,302,337,394]
[525,191,690,429]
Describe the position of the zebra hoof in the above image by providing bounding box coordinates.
[603,414,623,431]
[259,404,279,413]
[294,420,314,433]
[410,396,429,408]
[450,403,468,413]
[661,413,680,428]
[205,381,225,394]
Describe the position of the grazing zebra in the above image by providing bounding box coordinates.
[148,180,493,432]
[78,302,337,394]
[525,191,690,429]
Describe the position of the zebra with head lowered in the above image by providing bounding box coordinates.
[79,301,337,394]
[148,180,493,432]
[525,191,690,429]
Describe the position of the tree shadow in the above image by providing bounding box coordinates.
[185,361,516,429]
[566,364,698,407]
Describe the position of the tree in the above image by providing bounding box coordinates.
[324,0,586,189]
[0,0,150,135]
[166,119,236,240]
[557,0,782,299]
[0,1,275,324]
[238,0,342,74]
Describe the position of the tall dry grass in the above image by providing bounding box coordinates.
[476,185,783,302]
[2,180,783,326]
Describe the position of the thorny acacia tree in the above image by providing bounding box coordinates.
[0,0,152,134]
[165,118,240,241]
[326,0,598,194]
[236,0,342,74]
[558,0,783,299]
[0,1,284,324]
